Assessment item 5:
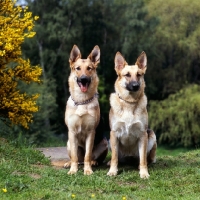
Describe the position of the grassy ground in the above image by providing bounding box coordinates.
[0,139,200,200]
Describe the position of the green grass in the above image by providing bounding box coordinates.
[0,140,200,200]
[156,145,191,156]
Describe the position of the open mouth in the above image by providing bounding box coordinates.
[77,76,91,93]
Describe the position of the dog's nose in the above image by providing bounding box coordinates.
[132,81,140,91]
[126,81,140,91]
[80,75,88,82]
[79,75,91,84]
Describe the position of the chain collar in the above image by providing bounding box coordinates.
[71,93,99,106]
[117,93,138,103]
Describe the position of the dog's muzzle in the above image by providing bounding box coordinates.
[77,75,91,93]
[126,81,140,92]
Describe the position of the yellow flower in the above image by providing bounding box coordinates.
[71,194,76,198]
[2,188,7,193]
[122,197,127,200]
[34,16,39,20]
[91,194,95,198]
[0,0,42,128]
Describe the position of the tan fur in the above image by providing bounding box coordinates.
[107,51,157,179]
[64,45,108,175]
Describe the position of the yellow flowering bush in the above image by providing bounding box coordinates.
[0,0,42,128]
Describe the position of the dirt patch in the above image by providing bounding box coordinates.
[12,171,41,179]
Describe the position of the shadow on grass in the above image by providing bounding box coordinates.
[91,150,200,174]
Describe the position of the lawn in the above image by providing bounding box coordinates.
[0,139,200,200]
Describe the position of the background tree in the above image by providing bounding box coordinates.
[15,0,200,147]
[0,0,41,129]
[146,0,200,99]
[21,0,87,141]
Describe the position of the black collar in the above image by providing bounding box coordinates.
[71,93,99,106]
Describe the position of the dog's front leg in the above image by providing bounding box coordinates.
[107,130,118,176]
[68,131,78,175]
[138,132,149,179]
[84,131,95,175]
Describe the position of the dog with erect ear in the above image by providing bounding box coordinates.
[64,45,108,175]
[107,51,157,179]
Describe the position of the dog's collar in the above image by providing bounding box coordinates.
[71,93,99,106]
[117,93,138,103]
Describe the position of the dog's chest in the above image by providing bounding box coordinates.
[65,97,100,135]
[75,105,88,116]
[68,97,99,117]
[114,110,143,138]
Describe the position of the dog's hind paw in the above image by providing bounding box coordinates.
[107,160,111,166]
[91,160,98,166]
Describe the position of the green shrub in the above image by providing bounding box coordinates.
[149,84,200,147]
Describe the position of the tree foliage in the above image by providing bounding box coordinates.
[146,0,200,98]
[5,0,199,147]
[0,0,42,128]
[149,84,200,147]
[22,0,84,136]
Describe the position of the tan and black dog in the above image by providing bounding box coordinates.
[64,45,108,175]
[107,51,157,179]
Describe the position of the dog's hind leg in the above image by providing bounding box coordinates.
[147,129,157,164]
[148,142,157,164]
[91,138,108,166]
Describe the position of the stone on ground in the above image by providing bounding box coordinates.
[36,147,70,168]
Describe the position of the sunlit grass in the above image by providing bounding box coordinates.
[0,139,200,200]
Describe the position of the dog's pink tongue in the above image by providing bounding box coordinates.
[80,85,88,92]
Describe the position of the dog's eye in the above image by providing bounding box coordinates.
[76,67,81,71]
[125,73,131,77]
[87,66,92,71]
[137,73,142,77]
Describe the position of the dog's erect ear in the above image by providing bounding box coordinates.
[115,52,126,73]
[88,45,100,66]
[135,51,147,70]
[69,45,81,65]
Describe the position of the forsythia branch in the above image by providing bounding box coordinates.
[0,0,42,128]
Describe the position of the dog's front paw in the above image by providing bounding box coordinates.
[107,167,118,176]
[64,161,71,168]
[67,163,78,175]
[84,162,93,175]
[68,169,78,175]
[139,168,150,179]
[84,169,93,175]
[68,166,78,175]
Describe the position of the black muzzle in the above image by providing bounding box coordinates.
[126,81,140,92]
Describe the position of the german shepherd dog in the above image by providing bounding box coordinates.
[64,45,108,175]
[107,51,157,179]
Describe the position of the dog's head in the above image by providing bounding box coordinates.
[69,45,100,93]
[114,51,147,92]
